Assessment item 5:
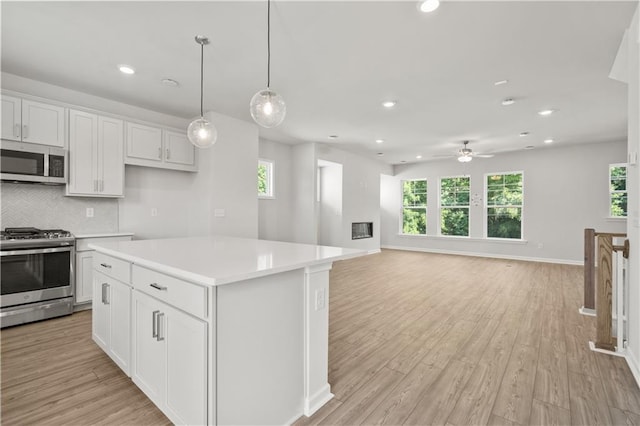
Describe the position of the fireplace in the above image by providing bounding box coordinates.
[352,222,373,240]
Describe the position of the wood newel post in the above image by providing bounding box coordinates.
[595,234,615,351]
[584,228,596,310]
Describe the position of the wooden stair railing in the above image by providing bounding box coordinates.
[595,233,629,351]
[583,228,626,313]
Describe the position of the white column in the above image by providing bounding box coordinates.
[303,262,333,416]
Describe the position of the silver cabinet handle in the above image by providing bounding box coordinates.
[149,283,167,291]
[101,283,109,305]
[156,312,165,341]
[100,263,112,269]
[14,124,20,138]
[166,148,170,160]
[22,125,28,139]
[152,310,159,338]
[158,147,162,159]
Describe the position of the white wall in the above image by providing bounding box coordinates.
[316,144,392,252]
[381,141,627,263]
[291,143,318,244]
[318,160,343,247]
[258,139,294,242]
[625,6,640,384]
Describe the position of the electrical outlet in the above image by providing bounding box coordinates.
[86,207,94,218]
[537,243,544,249]
[315,288,326,311]
[151,208,158,217]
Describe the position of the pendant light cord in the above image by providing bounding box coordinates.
[267,0,271,89]
[200,41,204,118]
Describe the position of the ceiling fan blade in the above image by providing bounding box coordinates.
[473,154,494,158]
[433,154,456,158]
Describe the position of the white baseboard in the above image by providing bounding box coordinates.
[588,340,626,357]
[626,347,640,389]
[367,248,382,255]
[579,306,596,317]
[380,244,583,266]
[304,385,333,417]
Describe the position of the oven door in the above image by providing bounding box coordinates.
[0,246,74,308]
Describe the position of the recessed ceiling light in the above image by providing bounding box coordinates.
[382,100,397,108]
[416,155,422,159]
[376,139,384,144]
[328,135,338,139]
[118,64,135,75]
[376,152,384,156]
[519,132,529,137]
[400,160,407,163]
[502,98,515,106]
[538,109,555,116]
[161,78,179,87]
[525,146,535,150]
[494,79,509,86]
[544,138,554,144]
[418,0,440,13]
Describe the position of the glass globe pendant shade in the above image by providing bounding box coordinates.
[458,155,472,163]
[250,89,286,128]
[187,117,217,148]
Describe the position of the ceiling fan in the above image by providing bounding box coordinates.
[435,141,494,162]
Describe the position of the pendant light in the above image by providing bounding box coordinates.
[187,35,217,148]
[250,0,286,128]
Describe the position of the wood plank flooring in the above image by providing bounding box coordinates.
[2,249,639,425]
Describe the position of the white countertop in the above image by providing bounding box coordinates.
[74,232,135,239]
[89,235,367,286]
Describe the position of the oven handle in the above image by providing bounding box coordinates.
[0,246,73,256]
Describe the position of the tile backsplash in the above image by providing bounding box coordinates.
[1,183,118,234]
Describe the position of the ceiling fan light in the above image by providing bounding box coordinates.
[458,155,472,163]
[250,89,286,128]
[187,117,217,148]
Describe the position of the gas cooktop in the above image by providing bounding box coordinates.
[1,227,74,241]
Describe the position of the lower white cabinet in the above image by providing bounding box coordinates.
[132,289,207,425]
[92,270,131,375]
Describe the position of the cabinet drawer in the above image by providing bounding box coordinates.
[93,252,131,284]
[132,265,207,319]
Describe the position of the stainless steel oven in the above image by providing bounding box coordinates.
[1,228,75,328]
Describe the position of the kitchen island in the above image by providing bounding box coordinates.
[89,235,366,425]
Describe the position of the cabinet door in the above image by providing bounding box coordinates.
[165,304,207,425]
[126,122,163,163]
[1,95,21,141]
[163,130,196,167]
[92,271,111,352]
[75,251,94,304]
[109,278,131,375]
[98,116,124,196]
[21,99,65,147]
[67,109,98,195]
[132,290,166,406]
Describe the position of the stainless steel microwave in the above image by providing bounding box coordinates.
[0,140,67,184]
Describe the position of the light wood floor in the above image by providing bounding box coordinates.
[2,249,639,425]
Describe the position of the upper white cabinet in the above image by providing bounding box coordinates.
[67,109,124,197]
[125,122,197,172]
[1,94,65,147]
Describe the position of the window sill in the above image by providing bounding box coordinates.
[258,195,276,200]
[605,216,626,222]
[396,234,528,245]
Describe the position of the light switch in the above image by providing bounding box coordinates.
[86,208,94,218]
[214,209,225,217]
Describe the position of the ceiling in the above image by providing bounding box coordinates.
[1,1,636,165]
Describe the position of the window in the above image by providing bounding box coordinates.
[402,179,427,235]
[258,159,274,198]
[440,176,470,236]
[610,164,627,217]
[486,172,523,239]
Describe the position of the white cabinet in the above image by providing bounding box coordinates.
[92,270,131,375]
[132,289,207,425]
[75,234,133,306]
[125,122,197,172]
[1,94,65,147]
[67,110,124,197]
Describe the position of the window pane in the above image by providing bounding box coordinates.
[486,173,522,206]
[403,208,426,234]
[611,193,627,217]
[487,207,522,239]
[403,180,427,207]
[441,207,469,236]
[258,164,267,195]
